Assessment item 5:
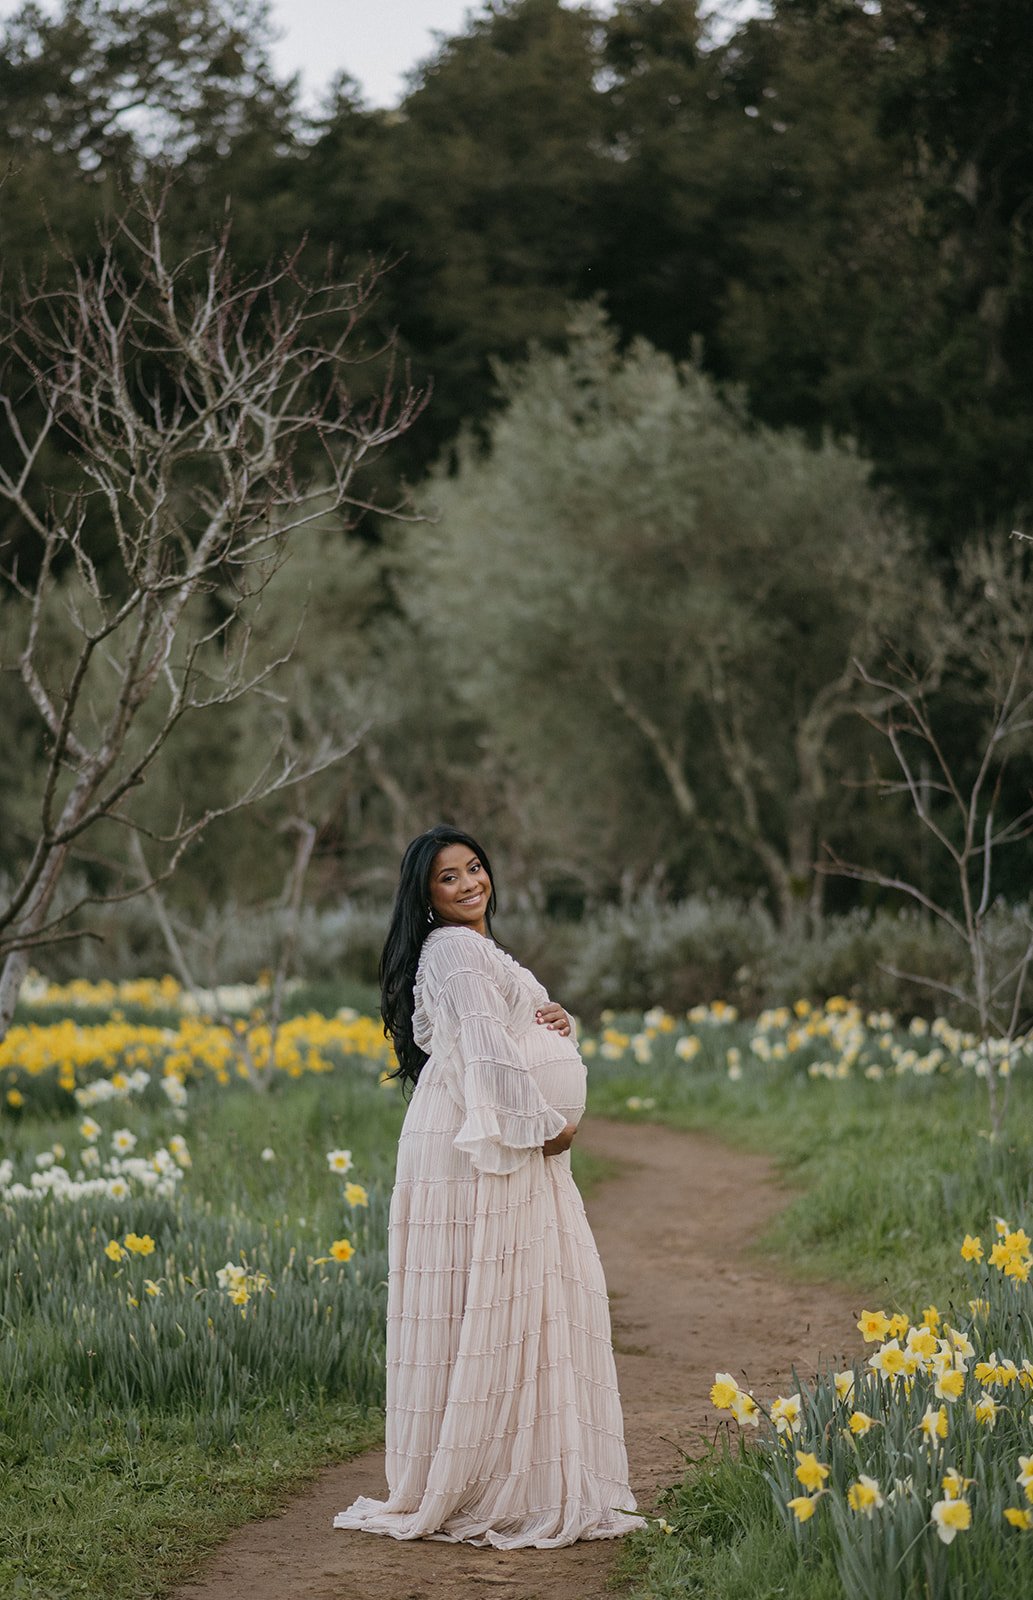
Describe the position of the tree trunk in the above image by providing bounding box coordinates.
[0,845,71,1039]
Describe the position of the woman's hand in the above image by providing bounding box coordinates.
[535,1001,571,1035]
[542,1121,578,1157]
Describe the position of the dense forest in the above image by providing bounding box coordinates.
[1,0,1031,953]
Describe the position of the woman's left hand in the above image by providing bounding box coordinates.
[535,1002,571,1035]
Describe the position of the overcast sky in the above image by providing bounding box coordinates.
[269,0,481,107]
[269,0,766,107]
[0,1,767,111]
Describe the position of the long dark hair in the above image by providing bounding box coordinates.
[380,824,499,1089]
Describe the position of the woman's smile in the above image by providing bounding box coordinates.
[429,844,492,933]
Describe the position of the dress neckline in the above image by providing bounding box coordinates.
[422,924,529,979]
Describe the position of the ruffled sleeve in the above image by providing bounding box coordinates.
[424,931,568,1175]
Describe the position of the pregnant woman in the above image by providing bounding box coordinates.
[334,824,642,1548]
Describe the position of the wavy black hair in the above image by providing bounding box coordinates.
[380,824,498,1090]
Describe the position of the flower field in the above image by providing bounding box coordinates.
[580,1002,1033,1600]
[582,996,1031,1086]
[4,973,1033,1598]
[705,1225,1033,1598]
[1,975,405,1598]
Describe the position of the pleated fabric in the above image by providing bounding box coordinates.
[334,924,644,1548]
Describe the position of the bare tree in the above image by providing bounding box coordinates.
[824,538,1033,1135]
[0,191,424,1037]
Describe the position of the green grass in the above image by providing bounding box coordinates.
[614,1443,842,1600]
[9,995,1033,1600]
[1,1067,403,1600]
[586,1026,1033,1600]
[1,1060,619,1599]
[4,1401,382,1600]
[587,1053,1033,1306]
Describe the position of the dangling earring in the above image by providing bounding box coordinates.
[426,906,434,924]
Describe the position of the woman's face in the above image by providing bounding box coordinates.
[428,844,491,935]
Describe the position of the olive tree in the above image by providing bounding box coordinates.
[402,306,917,925]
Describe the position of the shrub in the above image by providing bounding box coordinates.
[562,891,778,1017]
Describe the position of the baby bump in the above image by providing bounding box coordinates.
[523,1022,587,1123]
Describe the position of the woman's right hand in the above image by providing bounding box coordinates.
[542,1122,578,1157]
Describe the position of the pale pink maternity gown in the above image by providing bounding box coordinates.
[333,923,643,1548]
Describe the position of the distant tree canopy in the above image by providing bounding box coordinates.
[1,0,1031,551]
[399,309,924,924]
[2,0,1032,929]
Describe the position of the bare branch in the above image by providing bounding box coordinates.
[0,188,423,1035]
[598,665,698,821]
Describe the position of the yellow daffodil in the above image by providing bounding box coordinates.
[787,1495,819,1523]
[921,1304,940,1331]
[833,1370,855,1402]
[123,1232,155,1256]
[104,1239,127,1262]
[941,1469,974,1500]
[886,1312,910,1340]
[906,1326,938,1360]
[920,1405,948,1445]
[857,1309,890,1343]
[795,1452,830,1492]
[710,1373,740,1410]
[329,1238,355,1263]
[771,1394,802,1436]
[1004,1508,1033,1530]
[6,1088,24,1107]
[144,1279,162,1297]
[344,1182,369,1207]
[847,1476,884,1516]
[975,1352,999,1385]
[974,1391,998,1427]
[230,1285,250,1306]
[934,1367,965,1402]
[931,1497,971,1544]
[730,1390,760,1428]
[944,1325,974,1360]
[869,1339,909,1381]
[960,1234,983,1262]
[848,1411,876,1436]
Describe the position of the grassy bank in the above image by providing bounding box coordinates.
[1,1006,616,1600]
[582,1008,1033,1600]
[585,1015,1033,1305]
[6,979,1033,1599]
[2,1065,403,1599]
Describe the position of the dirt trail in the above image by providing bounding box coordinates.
[172,1120,863,1600]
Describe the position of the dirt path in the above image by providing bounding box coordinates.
[172,1120,863,1600]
